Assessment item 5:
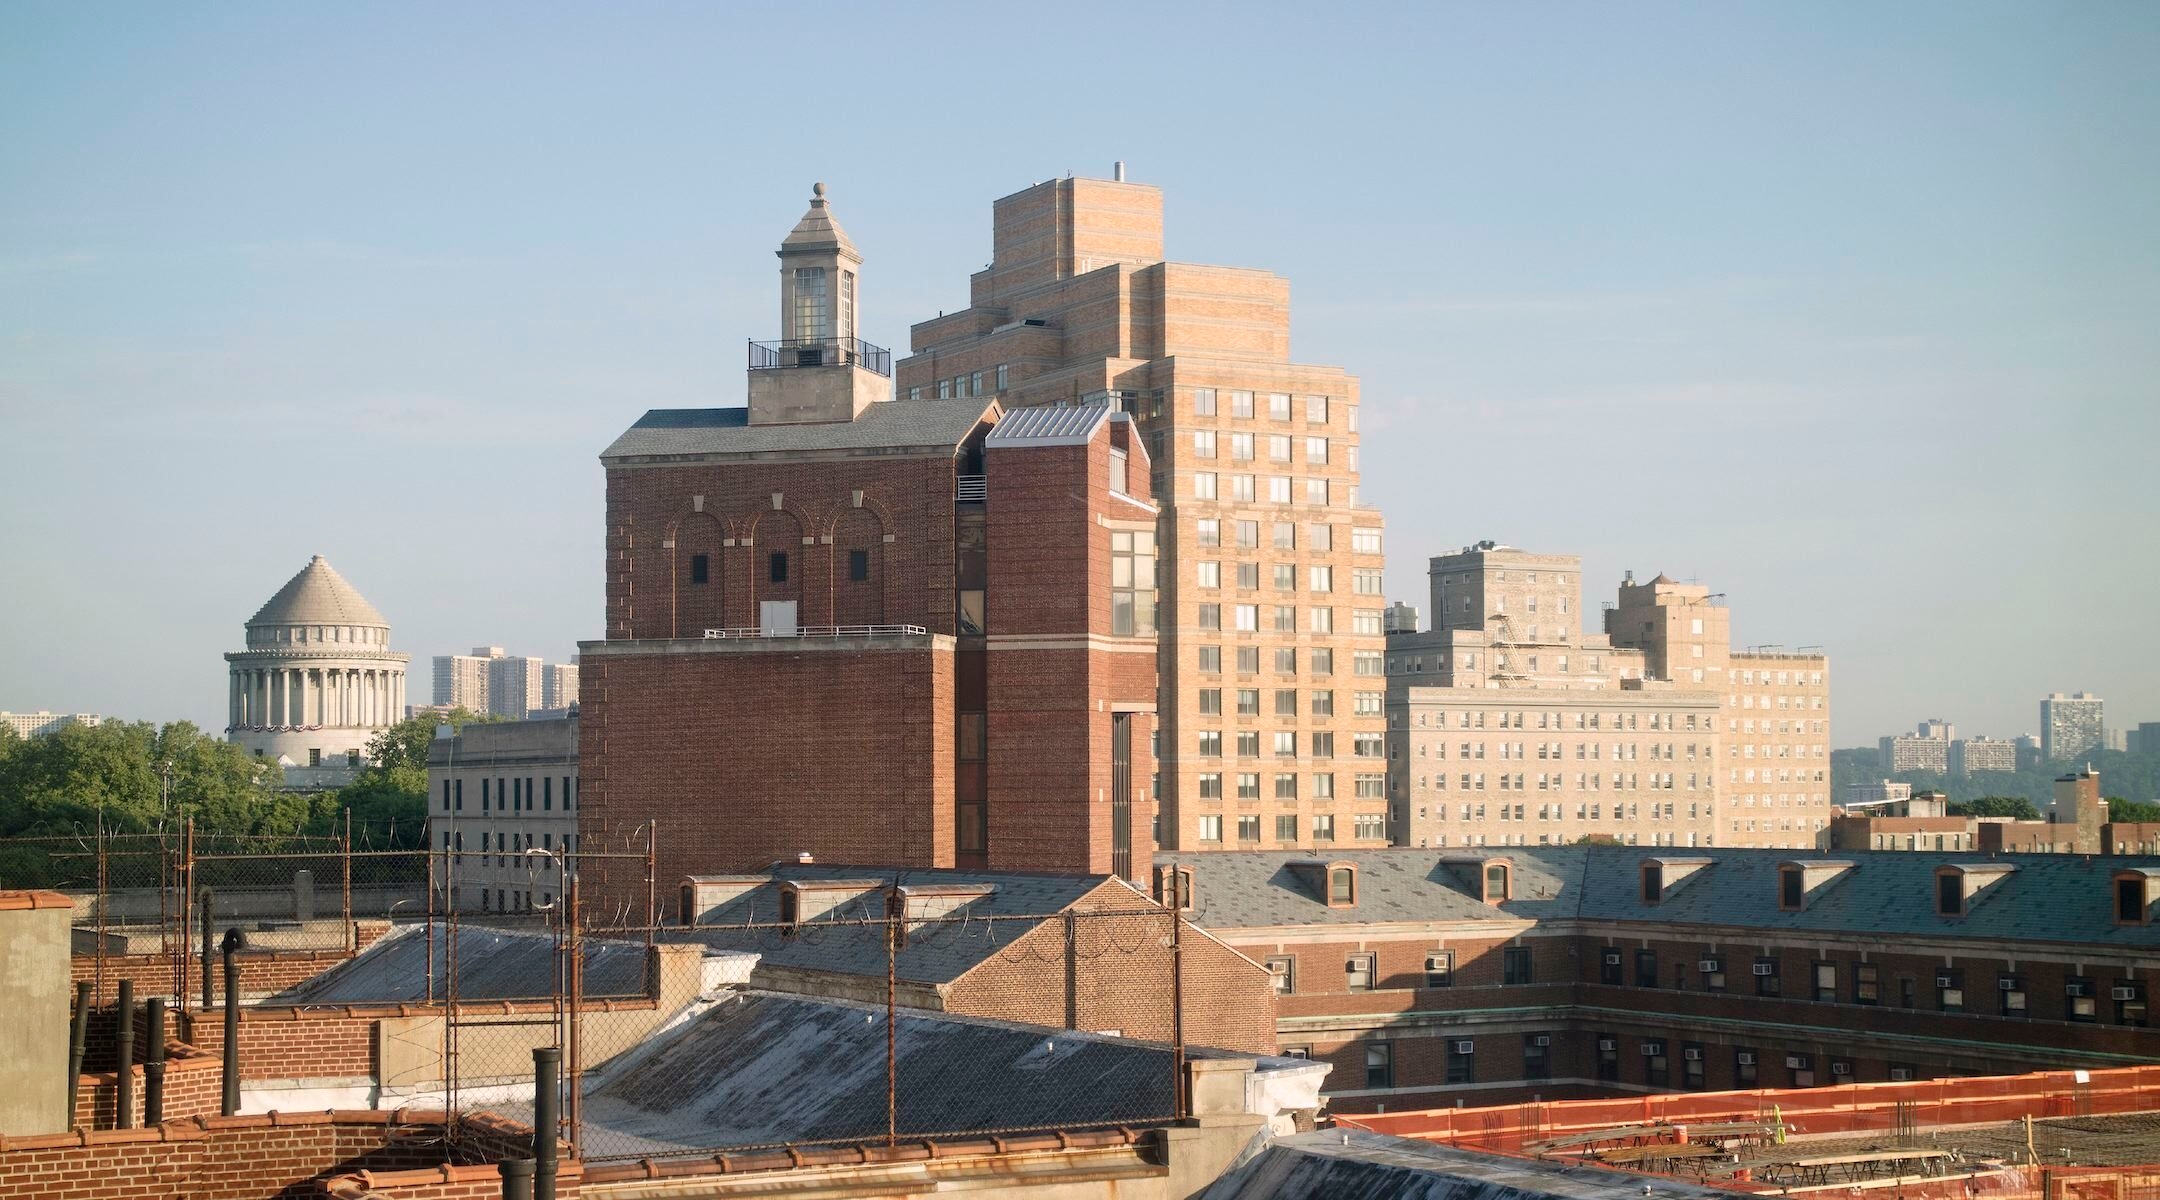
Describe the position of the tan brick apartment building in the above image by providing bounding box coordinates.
[1157,846,2160,1112]
[895,174,1389,856]
[579,186,1159,902]
[1386,544,1830,850]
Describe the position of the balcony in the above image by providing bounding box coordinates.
[747,337,892,377]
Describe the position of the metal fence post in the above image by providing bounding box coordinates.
[1171,909,1187,1122]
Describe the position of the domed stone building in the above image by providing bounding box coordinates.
[224,555,410,789]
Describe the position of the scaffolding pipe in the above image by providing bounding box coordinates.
[221,928,244,1115]
[533,1046,561,1200]
[113,979,135,1128]
[64,981,91,1128]
[199,888,214,1008]
[143,997,167,1125]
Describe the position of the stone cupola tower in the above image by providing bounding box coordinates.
[748,183,892,425]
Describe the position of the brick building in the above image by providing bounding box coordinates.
[895,171,1389,856]
[579,186,1159,903]
[1156,844,2160,1112]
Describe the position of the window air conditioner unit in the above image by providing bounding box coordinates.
[2112,986,2140,1001]
[1699,959,1721,973]
[1737,1052,1758,1066]
[1598,1038,1618,1052]
[1890,1068,1914,1081]
[1455,1041,1476,1055]
[1603,951,1622,965]
[1683,1047,1703,1061]
[1831,1062,1852,1076]
[1752,963,1775,976]
[1642,1042,1663,1056]
[1786,1055,1807,1069]
[1532,1035,1552,1047]
[1936,974,1955,988]
[1999,978,2017,990]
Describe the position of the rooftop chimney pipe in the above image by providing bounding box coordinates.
[1114,160,1126,182]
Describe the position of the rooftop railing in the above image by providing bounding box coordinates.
[747,337,893,377]
[702,624,928,640]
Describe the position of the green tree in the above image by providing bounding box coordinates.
[328,708,499,849]
[2106,797,2160,823]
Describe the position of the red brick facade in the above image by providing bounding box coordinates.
[585,401,1163,907]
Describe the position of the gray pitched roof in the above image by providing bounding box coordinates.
[600,398,995,463]
[1158,845,2160,949]
[1155,848,1580,929]
[269,923,651,1005]
[555,991,1193,1157]
[248,555,388,629]
[1201,1129,1737,1200]
[985,402,1111,447]
[679,863,1122,986]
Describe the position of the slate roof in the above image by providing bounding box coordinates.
[269,923,651,1005]
[677,863,1127,987]
[1155,848,1582,929]
[1158,845,2160,949]
[1200,1129,1735,1200]
[247,555,388,629]
[599,397,995,463]
[544,991,1235,1157]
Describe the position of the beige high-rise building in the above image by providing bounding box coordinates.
[432,646,502,712]
[1386,544,1724,849]
[898,171,1387,852]
[1604,573,1831,849]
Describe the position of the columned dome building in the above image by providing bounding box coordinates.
[224,555,409,789]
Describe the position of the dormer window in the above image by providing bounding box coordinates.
[679,884,697,927]
[1936,870,1966,917]
[777,887,799,934]
[1641,863,1663,904]
[1328,866,1357,906]
[2115,872,2154,926]
[1779,866,1804,911]
[1484,862,1511,903]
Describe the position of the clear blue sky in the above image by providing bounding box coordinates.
[3,2,2155,748]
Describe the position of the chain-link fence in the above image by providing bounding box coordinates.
[4,827,1199,1161]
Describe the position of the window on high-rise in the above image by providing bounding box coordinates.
[1123,528,1157,638]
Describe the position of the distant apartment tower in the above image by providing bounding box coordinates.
[487,655,546,719]
[2129,722,2160,757]
[1879,720,1953,774]
[1386,545,1725,850]
[542,661,579,711]
[0,712,102,740]
[1604,571,1831,849]
[1950,736,2017,776]
[895,171,1386,854]
[432,646,503,711]
[2041,692,2104,762]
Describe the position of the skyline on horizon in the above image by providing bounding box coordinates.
[4,4,2155,747]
